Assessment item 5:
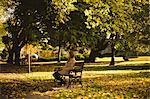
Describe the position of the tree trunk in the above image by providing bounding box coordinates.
[123,55,129,61]
[7,49,14,65]
[86,49,97,63]
[110,42,115,65]
[57,46,61,63]
[123,40,129,61]
[14,46,21,66]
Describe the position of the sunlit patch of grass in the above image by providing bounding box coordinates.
[129,56,150,61]
[116,61,150,65]
[0,73,27,81]
[84,63,150,71]
[82,70,150,78]
[1,56,149,73]
[96,56,150,62]
[96,57,124,62]
[0,72,54,81]
[25,72,53,80]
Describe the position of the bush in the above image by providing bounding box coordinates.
[76,54,85,60]
[0,49,8,60]
[38,57,57,62]
[60,56,68,61]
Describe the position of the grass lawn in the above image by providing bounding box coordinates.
[0,56,150,98]
[0,70,150,98]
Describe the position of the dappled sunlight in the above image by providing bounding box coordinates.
[0,70,149,80]
[0,57,150,98]
[116,61,150,65]
[104,78,150,86]
[130,56,150,61]
[25,72,54,80]
[39,72,150,98]
[96,57,124,62]
[82,70,150,78]
[0,70,149,81]
[0,73,27,81]
[0,70,150,98]
[0,72,54,81]
[0,0,149,97]
[96,56,150,64]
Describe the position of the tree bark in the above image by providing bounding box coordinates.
[123,41,129,61]
[14,46,21,66]
[109,35,115,66]
[7,49,14,65]
[86,49,97,63]
[110,44,115,65]
[123,55,129,61]
[57,45,61,63]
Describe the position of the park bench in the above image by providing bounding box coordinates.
[54,62,84,88]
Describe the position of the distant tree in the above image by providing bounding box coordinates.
[76,0,149,65]
[129,1,149,54]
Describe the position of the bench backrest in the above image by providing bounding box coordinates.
[74,62,84,76]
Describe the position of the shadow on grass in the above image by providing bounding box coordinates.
[0,68,150,98]
[0,63,58,73]
[0,79,56,98]
[84,63,150,71]
[1,63,150,73]
[0,62,83,73]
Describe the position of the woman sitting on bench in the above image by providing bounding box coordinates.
[53,51,76,84]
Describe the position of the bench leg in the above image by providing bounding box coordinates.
[67,77,76,88]
[67,77,71,88]
[79,79,82,87]
[76,77,82,87]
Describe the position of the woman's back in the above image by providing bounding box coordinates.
[59,57,76,75]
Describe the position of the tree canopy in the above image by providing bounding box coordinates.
[0,0,149,65]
